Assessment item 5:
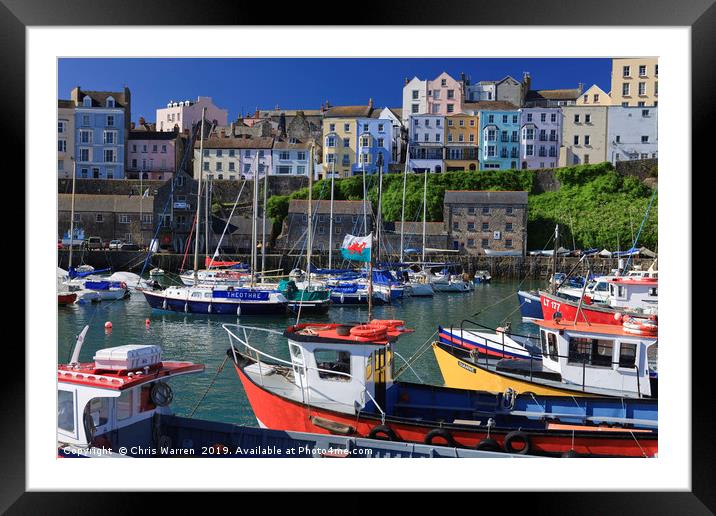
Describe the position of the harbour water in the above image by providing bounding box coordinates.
[57,277,543,426]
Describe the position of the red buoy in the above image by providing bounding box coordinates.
[104,321,113,329]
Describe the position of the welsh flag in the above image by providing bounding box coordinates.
[341,233,372,263]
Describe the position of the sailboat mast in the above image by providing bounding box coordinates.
[205,176,210,257]
[421,170,428,264]
[362,159,367,235]
[306,143,314,288]
[68,157,77,270]
[376,157,383,263]
[261,159,268,279]
[193,109,206,282]
[551,223,559,292]
[251,153,259,287]
[328,162,335,269]
[399,143,408,263]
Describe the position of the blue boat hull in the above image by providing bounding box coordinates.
[142,290,288,316]
[329,292,388,305]
[517,291,543,321]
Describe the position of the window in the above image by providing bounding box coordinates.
[574,114,580,123]
[585,114,591,124]
[453,222,459,230]
[412,104,419,114]
[638,82,646,95]
[116,390,134,421]
[96,213,104,223]
[228,149,234,157]
[573,135,579,145]
[488,115,494,123]
[58,159,64,171]
[655,64,659,76]
[58,120,67,133]
[568,338,614,367]
[505,239,513,247]
[502,115,508,123]
[412,90,419,100]
[585,135,591,146]
[80,130,92,144]
[618,343,637,368]
[344,123,350,132]
[526,113,533,122]
[441,78,447,86]
[203,162,209,171]
[623,65,631,77]
[526,144,534,156]
[540,113,546,122]
[104,149,115,162]
[119,214,130,224]
[506,223,513,232]
[326,136,336,148]
[107,115,114,127]
[82,114,90,126]
[79,148,90,162]
[481,222,489,231]
[551,113,557,123]
[506,206,513,214]
[622,83,630,96]
[57,390,75,433]
[83,96,92,107]
[584,154,590,164]
[378,123,384,132]
[103,131,116,144]
[641,135,649,143]
[616,135,621,143]
[447,104,454,113]
[329,123,335,132]
[58,140,66,152]
[86,397,110,429]
[228,162,235,171]
[343,138,350,148]
[594,94,600,103]
[481,238,489,247]
[280,151,290,160]
[215,162,222,171]
[639,65,647,76]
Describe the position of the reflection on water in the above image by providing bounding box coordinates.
[58,277,544,426]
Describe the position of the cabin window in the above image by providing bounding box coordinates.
[541,331,558,361]
[648,287,657,296]
[86,397,110,427]
[595,282,608,292]
[116,390,134,421]
[618,342,637,368]
[568,338,614,367]
[191,292,202,298]
[58,390,75,433]
[314,349,351,381]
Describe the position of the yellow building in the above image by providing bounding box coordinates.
[576,84,612,106]
[321,103,373,178]
[610,57,658,107]
[444,114,479,172]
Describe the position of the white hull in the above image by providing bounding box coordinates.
[407,282,434,296]
[432,280,471,292]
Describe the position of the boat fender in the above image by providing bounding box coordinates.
[184,302,189,313]
[207,303,212,314]
[503,431,532,455]
[83,411,96,444]
[237,305,241,316]
[120,281,127,290]
[367,425,398,441]
[162,299,167,310]
[150,381,174,407]
[475,438,502,452]
[424,428,457,448]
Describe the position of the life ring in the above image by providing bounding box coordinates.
[350,324,388,339]
[475,438,502,452]
[424,428,457,448]
[367,425,397,441]
[150,381,174,406]
[503,431,532,455]
[622,316,657,336]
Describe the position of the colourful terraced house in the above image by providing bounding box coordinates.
[353,117,392,175]
[519,107,562,169]
[444,114,479,172]
[479,109,520,170]
[322,101,374,178]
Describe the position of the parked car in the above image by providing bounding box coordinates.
[85,237,103,250]
[109,239,123,250]
[119,243,139,251]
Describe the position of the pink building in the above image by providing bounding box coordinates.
[155,96,228,133]
[127,130,180,180]
[427,72,464,116]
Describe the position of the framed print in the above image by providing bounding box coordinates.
[4,0,710,511]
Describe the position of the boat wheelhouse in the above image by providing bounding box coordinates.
[223,321,658,457]
[433,318,657,398]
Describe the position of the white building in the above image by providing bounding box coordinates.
[408,115,445,173]
[193,134,274,180]
[465,81,496,102]
[156,96,228,133]
[606,106,658,165]
[401,77,428,124]
[271,138,312,176]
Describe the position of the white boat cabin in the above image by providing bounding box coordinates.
[57,343,203,448]
[606,277,658,313]
[535,319,656,397]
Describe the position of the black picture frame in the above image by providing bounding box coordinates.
[6,0,708,512]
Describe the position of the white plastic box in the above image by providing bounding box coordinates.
[94,345,162,371]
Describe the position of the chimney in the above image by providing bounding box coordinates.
[278,113,287,138]
[368,98,374,109]
[130,122,135,130]
[230,121,235,136]
[139,116,145,125]
[578,82,584,94]
[404,77,409,85]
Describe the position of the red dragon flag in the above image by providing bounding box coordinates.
[340,233,372,263]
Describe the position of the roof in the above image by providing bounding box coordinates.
[258,109,322,117]
[76,89,129,108]
[58,194,155,213]
[58,360,204,391]
[194,136,274,149]
[534,318,657,339]
[58,99,74,109]
[272,138,313,150]
[324,105,373,118]
[288,199,369,215]
[526,88,581,101]
[443,190,528,205]
[285,322,410,346]
[391,221,446,235]
[463,101,518,111]
[129,130,178,141]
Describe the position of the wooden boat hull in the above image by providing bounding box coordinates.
[432,341,590,396]
[58,292,77,305]
[230,353,656,457]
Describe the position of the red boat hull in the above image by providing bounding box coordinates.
[233,362,657,457]
[58,293,77,305]
[540,292,626,325]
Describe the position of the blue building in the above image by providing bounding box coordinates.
[351,117,392,175]
[71,87,130,179]
[479,110,520,170]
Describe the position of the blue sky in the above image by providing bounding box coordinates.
[59,58,612,123]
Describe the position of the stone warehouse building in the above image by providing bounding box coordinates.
[381,221,450,255]
[443,190,528,256]
[58,193,154,245]
[276,200,373,253]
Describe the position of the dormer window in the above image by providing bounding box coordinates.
[82,96,92,107]
[106,96,115,108]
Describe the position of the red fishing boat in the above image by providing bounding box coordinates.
[58,292,77,305]
[223,321,657,457]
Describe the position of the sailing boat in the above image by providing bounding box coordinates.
[277,142,331,314]
[141,110,288,316]
[398,148,433,297]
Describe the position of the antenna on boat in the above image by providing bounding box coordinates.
[69,325,89,365]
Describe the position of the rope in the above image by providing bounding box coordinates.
[629,431,648,458]
[393,329,438,380]
[188,355,229,418]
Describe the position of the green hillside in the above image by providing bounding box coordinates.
[267,162,657,251]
